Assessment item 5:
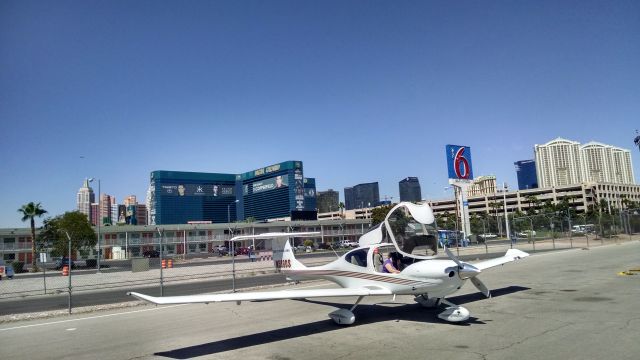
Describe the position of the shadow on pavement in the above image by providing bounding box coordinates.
[155,285,528,359]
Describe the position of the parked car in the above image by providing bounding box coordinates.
[143,250,160,258]
[517,230,537,238]
[0,260,15,280]
[54,257,75,270]
[479,233,498,240]
[211,245,229,256]
[235,247,251,256]
[339,240,358,248]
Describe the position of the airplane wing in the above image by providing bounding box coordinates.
[473,249,530,271]
[128,287,392,305]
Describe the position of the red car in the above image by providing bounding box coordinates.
[235,247,251,256]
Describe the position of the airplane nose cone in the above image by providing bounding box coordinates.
[458,264,481,279]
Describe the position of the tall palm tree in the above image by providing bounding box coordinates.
[18,202,47,271]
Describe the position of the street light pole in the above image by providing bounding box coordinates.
[228,199,239,292]
[89,178,101,273]
[156,227,164,297]
[502,182,511,246]
[64,231,72,314]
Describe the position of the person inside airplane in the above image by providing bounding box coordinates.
[372,247,383,271]
[382,252,401,274]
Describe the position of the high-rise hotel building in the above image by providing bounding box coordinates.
[535,138,635,188]
[76,179,95,222]
[148,161,317,225]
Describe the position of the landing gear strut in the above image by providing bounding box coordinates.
[328,296,363,325]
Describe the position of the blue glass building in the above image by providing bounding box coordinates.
[150,161,316,224]
[149,171,238,225]
[514,160,539,190]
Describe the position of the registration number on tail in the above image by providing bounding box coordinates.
[274,260,291,269]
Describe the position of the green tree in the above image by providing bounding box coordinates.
[525,195,539,215]
[38,211,97,258]
[371,204,394,226]
[338,202,345,218]
[18,202,47,271]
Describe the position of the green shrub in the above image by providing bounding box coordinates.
[11,261,25,273]
[303,239,314,248]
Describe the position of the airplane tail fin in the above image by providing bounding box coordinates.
[230,231,317,272]
[272,238,307,271]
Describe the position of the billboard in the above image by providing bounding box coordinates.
[160,184,235,197]
[251,175,289,194]
[446,145,474,180]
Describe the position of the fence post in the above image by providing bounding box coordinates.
[157,227,164,297]
[64,231,72,315]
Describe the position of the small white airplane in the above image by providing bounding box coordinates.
[129,202,529,325]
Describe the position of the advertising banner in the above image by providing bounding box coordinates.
[446,145,474,180]
[294,169,304,210]
[251,175,289,194]
[160,184,235,197]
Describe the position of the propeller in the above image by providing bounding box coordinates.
[444,246,491,298]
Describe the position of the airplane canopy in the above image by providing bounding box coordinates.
[358,202,438,259]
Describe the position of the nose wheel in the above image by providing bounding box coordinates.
[415,295,470,322]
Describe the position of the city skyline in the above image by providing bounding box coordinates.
[1,1,639,228]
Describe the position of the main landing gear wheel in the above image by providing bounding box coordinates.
[328,295,363,325]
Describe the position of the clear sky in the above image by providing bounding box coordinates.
[1,0,638,228]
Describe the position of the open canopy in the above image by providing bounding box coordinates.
[359,202,439,259]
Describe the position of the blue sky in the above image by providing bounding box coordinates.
[1,0,638,228]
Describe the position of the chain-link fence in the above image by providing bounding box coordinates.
[2,211,639,315]
[0,240,350,315]
[441,210,640,257]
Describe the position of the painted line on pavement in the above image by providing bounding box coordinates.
[0,304,187,332]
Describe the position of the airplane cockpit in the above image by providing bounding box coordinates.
[357,202,439,260]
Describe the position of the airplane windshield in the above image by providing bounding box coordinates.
[386,205,438,257]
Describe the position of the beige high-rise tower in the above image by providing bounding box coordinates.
[535,138,635,187]
[76,179,95,222]
[535,138,582,187]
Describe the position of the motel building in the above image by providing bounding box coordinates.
[0,218,371,265]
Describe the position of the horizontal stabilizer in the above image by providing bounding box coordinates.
[474,249,529,271]
[128,287,391,305]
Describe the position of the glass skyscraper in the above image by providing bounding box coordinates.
[344,182,379,210]
[514,160,538,190]
[317,189,339,213]
[149,161,316,224]
[399,177,422,202]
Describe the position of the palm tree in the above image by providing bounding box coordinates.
[338,202,345,219]
[18,202,47,271]
[525,195,539,214]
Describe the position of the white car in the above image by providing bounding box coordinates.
[479,233,497,239]
[517,230,537,238]
[339,240,359,248]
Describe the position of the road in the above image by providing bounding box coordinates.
[0,273,288,316]
[15,250,348,279]
[1,241,638,359]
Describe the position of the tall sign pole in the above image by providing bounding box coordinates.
[446,145,474,241]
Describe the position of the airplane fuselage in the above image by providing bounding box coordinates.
[283,255,465,299]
